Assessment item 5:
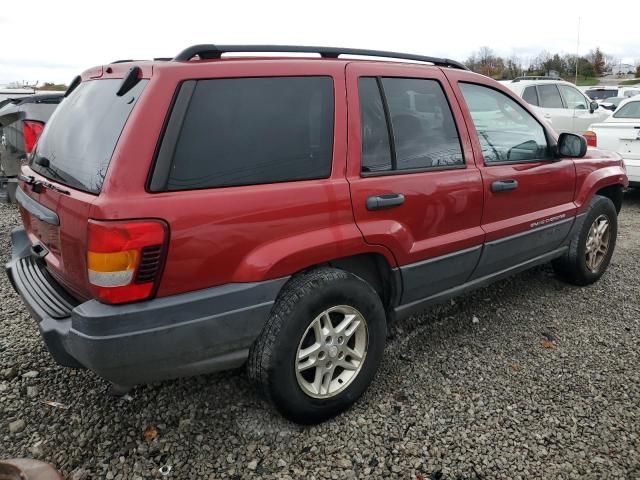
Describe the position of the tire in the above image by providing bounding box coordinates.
[248,268,387,424]
[552,195,618,286]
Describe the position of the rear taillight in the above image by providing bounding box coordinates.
[583,131,597,148]
[22,120,44,154]
[87,219,168,304]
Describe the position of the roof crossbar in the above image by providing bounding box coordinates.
[172,44,468,70]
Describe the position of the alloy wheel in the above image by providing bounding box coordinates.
[295,305,368,399]
[585,214,611,272]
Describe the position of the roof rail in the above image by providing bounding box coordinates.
[511,76,566,83]
[172,44,468,70]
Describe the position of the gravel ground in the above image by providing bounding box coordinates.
[1,192,639,480]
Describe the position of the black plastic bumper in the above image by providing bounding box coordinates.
[5,227,288,385]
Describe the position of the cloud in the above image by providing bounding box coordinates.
[1,0,638,84]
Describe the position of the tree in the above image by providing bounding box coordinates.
[636,65,640,78]
[587,48,606,76]
[603,54,617,75]
[38,82,67,91]
[465,46,505,79]
[502,55,523,79]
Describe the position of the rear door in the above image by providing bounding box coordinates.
[445,72,577,280]
[346,63,484,305]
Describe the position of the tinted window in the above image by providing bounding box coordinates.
[522,86,539,106]
[537,84,564,108]
[613,101,640,118]
[31,79,147,194]
[459,83,549,164]
[359,78,393,172]
[586,89,618,100]
[384,78,463,170]
[167,77,333,190]
[559,85,588,109]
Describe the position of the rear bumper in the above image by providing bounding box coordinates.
[623,159,640,186]
[6,227,287,385]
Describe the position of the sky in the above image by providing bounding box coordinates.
[1,0,638,85]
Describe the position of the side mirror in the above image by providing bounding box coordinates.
[589,101,599,113]
[558,133,587,158]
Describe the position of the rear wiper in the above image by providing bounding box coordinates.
[18,174,70,196]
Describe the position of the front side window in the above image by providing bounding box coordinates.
[358,77,464,173]
[537,84,564,108]
[613,101,640,119]
[166,76,334,190]
[459,83,550,164]
[559,85,589,110]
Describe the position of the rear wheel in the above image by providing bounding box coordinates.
[553,195,618,285]
[248,268,386,424]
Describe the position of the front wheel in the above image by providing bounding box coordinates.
[248,268,387,424]
[553,195,618,286]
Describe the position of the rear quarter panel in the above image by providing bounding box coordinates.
[92,60,394,298]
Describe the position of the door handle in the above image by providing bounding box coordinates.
[366,193,405,211]
[491,179,518,192]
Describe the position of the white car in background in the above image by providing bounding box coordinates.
[587,96,640,188]
[505,77,611,135]
[585,86,640,103]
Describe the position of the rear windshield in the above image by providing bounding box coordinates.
[31,79,147,194]
[613,101,640,119]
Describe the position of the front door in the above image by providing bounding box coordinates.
[446,76,577,280]
[346,62,484,305]
[535,83,575,134]
[558,83,605,133]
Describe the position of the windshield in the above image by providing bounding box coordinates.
[31,78,147,194]
[586,89,618,100]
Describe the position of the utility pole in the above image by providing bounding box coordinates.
[575,16,581,84]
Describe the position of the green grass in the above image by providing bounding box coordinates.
[575,77,599,86]
[619,78,640,85]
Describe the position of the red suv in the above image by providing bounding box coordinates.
[6,45,628,423]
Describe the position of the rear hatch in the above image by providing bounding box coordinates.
[17,77,148,300]
[591,123,640,161]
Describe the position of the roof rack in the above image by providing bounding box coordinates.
[172,44,468,70]
[511,76,566,83]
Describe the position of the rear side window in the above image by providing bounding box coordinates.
[359,77,464,173]
[165,77,334,190]
[31,79,147,194]
[522,86,539,106]
[359,78,393,172]
[537,84,564,108]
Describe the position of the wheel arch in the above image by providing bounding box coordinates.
[574,165,627,214]
[289,252,401,312]
[594,184,624,213]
